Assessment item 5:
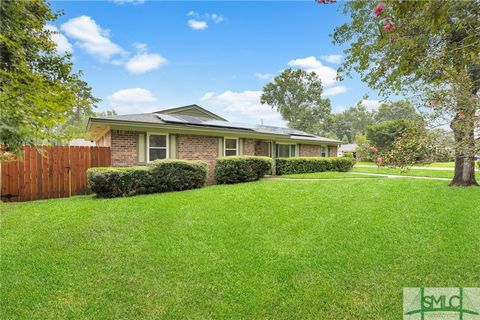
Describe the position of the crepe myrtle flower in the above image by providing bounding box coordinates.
[376,156,384,166]
[369,146,378,155]
[383,18,396,31]
[373,2,385,17]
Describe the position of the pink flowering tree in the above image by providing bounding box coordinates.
[331,1,479,186]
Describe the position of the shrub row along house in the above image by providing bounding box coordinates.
[86,105,341,179]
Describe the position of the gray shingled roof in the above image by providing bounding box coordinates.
[90,111,341,143]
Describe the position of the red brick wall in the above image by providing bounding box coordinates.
[329,145,338,157]
[177,135,218,182]
[111,130,137,167]
[299,144,321,157]
[254,141,270,156]
[243,139,255,156]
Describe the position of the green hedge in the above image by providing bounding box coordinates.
[87,160,207,198]
[275,157,355,175]
[215,156,274,184]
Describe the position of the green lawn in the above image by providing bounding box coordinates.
[1,179,479,319]
[281,171,384,179]
[352,166,456,179]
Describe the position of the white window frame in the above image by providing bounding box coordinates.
[147,132,169,162]
[276,143,297,158]
[223,137,239,156]
[321,145,328,157]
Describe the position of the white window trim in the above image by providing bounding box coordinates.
[223,137,239,156]
[276,143,298,158]
[147,132,169,162]
[321,145,328,158]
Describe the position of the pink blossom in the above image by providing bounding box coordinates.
[373,2,385,17]
[383,23,396,31]
[376,156,384,166]
[369,146,378,154]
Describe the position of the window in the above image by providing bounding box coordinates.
[148,134,167,161]
[224,138,238,156]
[321,146,328,157]
[276,144,296,158]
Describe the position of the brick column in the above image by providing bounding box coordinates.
[177,135,219,182]
[111,130,138,167]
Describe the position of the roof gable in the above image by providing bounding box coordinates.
[154,104,226,121]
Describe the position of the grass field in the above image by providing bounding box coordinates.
[281,171,384,179]
[1,179,479,319]
[352,166,456,179]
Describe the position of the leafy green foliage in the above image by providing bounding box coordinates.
[383,127,435,169]
[215,156,273,184]
[0,0,99,158]
[366,119,413,152]
[333,0,479,185]
[261,69,331,135]
[87,160,207,198]
[275,157,355,175]
[374,100,420,122]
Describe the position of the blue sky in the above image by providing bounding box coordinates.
[49,0,382,126]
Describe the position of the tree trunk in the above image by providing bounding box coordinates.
[449,109,478,187]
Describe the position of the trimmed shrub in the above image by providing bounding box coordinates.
[87,159,207,198]
[148,160,207,192]
[215,156,274,184]
[275,157,355,175]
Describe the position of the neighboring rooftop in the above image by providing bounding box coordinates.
[89,104,341,143]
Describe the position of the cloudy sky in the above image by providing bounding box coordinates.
[49,0,383,126]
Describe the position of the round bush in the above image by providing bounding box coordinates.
[215,156,273,184]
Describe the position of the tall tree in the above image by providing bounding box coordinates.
[0,0,98,158]
[53,78,100,143]
[329,102,376,143]
[375,100,420,122]
[261,69,332,135]
[333,1,479,186]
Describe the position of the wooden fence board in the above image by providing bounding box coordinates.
[1,146,110,202]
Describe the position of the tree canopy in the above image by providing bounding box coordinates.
[261,69,332,135]
[0,0,99,159]
[332,0,479,186]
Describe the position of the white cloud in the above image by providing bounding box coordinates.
[254,72,273,80]
[199,90,285,126]
[124,43,167,73]
[288,56,338,86]
[199,92,215,101]
[108,88,158,114]
[125,53,167,73]
[359,99,381,111]
[111,0,145,4]
[61,15,124,61]
[320,54,343,64]
[211,14,224,24]
[323,85,347,97]
[45,24,73,53]
[188,19,208,30]
[187,12,223,29]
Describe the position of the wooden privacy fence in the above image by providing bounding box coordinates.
[1,146,110,202]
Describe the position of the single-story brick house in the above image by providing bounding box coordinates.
[86,105,341,179]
